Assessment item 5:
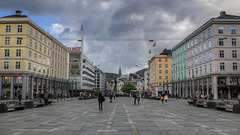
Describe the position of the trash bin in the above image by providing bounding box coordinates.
[0,103,7,113]
[44,98,48,106]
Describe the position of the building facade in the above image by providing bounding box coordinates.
[95,67,106,92]
[149,49,172,97]
[172,11,240,99]
[0,11,69,100]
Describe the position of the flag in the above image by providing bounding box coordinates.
[153,41,156,47]
[150,83,155,90]
[149,49,151,54]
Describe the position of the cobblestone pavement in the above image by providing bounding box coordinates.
[0,97,240,135]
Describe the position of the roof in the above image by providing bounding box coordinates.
[1,10,28,18]
[159,48,172,55]
[217,13,240,19]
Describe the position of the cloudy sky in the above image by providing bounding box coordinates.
[1,0,239,74]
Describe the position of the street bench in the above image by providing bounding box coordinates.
[33,99,44,108]
[7,101,25,112]
[215,101,240,113]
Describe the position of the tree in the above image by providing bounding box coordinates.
[121,82,137,94]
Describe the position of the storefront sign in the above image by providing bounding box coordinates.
[67,47,81,52]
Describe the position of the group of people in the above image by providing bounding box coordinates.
[160,94,168,104]
[98,93,115,111]
[132,93,141,105]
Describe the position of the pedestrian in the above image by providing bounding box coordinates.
[210,93,214,101]
[133,93,137,105]
[220,93,224,102]
[237,93,240,104]
[137,95,140,105]
[161,94,164,104]
[109,93,113,103]
[18,92,22,103]
[98,93,105,111]
[164,94,168,104]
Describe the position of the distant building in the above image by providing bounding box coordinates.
[148,49,172,97]
[95,67,106,92]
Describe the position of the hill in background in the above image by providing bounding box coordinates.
[136,68,147,77]
[105,73,118,82]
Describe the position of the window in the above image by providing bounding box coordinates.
[231,26,236,34]
[35,31,38,39]
[39,55,42,62]
[191,59,194,66]
[40,34,42,41]
[165,70,168,74]
[35,42,37,49]
[204,43,206,50]
[165,64,168,68]
[34,53,37,60]
[17,25,22,32]
[48,49,50,55]
[6,25,11,33]
[44,37,46,44]
[159,64,161,68]
[204,65,207,73]
[44,47,46,54]
[4,61,9,69]
[48,40,50,46]
[5,37,10,45]
[188,52,190,58]
[203,32,205,40]
[17,37,22,45]
[44,57,46,64]
[232,38,237,46]
[191,49,193,56]
[188,43,190,48]
[43,67,45,73]
[159,70,162,74]
[30,27,33,35]
[220,50,224,58]
[29,51,32,59]
[196,68,198,75]
[16,62,21,69]
[208,28,211,37]
[204,54,206,61]
[195,37,197,44]
[159,76,162,80]
[191,40,193,46]
[165,58,168,62]
[29,39,32,47]
[209,52,212,60]
[195,48,197,54]
[200,66,202,74]
[199,56,202,63]
[220,62,225,70]
[5,49,9,57]
[218,26,223,34]
[34,65,36,71]
[165,76,168,80]
[159,58,161,62]
[195,57,197,65]
[219,38,224,46]
[47,69,49,74]
[198,35,201,42]
[159,82,162,86]
[28,63,31,70]
[16,49,21,57]
[232,50,237,58]
[39,66,41,72]
[233,63,238,70]
[209,40,211,48]
[40,45,42,51]
[210,63,212,72]
[199,46,201,53]
[47,59,50,65]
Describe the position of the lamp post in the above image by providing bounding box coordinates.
[78,25,84,96]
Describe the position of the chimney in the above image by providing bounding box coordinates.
[220,11,226,16]
[15,10,22,15]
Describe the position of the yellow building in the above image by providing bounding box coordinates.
[0,10,69,100]
[149,49,172,97]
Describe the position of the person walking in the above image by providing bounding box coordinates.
[161,94,164,104]
[133,93,137,105]
[18,92,22,103]
[238,93,240,104]
[137,95,140,105]
[164,94,168,104]
[98,93,105,111]
[220,93,224,102]
[109,93,113,103]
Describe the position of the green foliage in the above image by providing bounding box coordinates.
[121,82,137,94]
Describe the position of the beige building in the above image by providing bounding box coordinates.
[172,11,240,99]
[148,49,172,97]
[0,10,69,100]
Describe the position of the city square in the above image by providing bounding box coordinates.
[0,98,239,135]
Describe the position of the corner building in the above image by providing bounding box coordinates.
[172,11,240,99]
[0,11,69,100]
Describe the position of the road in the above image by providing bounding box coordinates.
[0,97,240,135]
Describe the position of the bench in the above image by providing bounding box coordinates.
[7,101,25,112]
[215,101,240,113]
[78,97,84,100]
[33,99,44,107]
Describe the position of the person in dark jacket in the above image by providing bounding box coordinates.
[98,93,105,111]
[109,93,113,103]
